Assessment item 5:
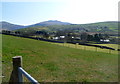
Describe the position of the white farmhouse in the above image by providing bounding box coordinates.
[60,36,65,38]
[100,39,110,42]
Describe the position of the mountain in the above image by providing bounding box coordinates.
[29,20,71,27]
[0,20,71,31]
[78,21,118,33]
[0,20,118,35]
[0,21,25,30]
[15,21,118,36]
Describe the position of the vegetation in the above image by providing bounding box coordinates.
[0,21,25,30]
[2,35,118,82]
[14,21,118,34]
[95,44,119,50]
[51,43,118,54]
[2,29,119,44]
[1,21,119,44]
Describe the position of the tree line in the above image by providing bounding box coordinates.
[2,30,115,43]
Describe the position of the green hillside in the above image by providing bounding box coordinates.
[2,34,118,82]
[0,21,25,30]
[15,21,118,34]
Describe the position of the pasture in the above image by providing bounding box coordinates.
[51,43,118,54]
[2,34,118,82]
[95,44,119,50]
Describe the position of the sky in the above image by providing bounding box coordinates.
[0,0,120,25]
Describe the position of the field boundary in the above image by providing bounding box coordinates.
[2,33,119,52]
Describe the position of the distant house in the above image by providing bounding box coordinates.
[53,36,65,40]
[53,37,59,40]
[60,36,65,38]
[100,39,110,42]
[75,37,81,40]
[72,36,74,38]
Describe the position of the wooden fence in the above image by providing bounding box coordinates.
[9,56,39,84]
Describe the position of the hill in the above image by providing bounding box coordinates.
[0,21,25,30]
[0,20,71,31]
[1,21,118,34]
[2,34,118,82]
[29,20,71,27]
[15,21,118,35]
[80,21,118,33]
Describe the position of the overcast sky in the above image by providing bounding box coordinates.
[1,0,119,25]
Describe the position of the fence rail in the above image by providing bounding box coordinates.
[18,67,38,83]
[9,56,39,84]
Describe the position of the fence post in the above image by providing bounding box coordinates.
[109,49,111,54]
[84,46,86,50]
[96,47,97,52]
[76,43,78,49]
[9,56,22,84]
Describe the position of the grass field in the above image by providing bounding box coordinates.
[2,34,118,82]
[51,43,118,54]
[95,44,119,50]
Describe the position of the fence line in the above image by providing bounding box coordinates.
[3,33,117,51]
[9,56,39,84]
[51,42,118,54]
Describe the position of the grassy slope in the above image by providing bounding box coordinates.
[2,35,118,82]
[16,21,118,35]
[95,44,119,50]
[51,43,118,54]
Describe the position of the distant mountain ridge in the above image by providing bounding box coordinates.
[0,20,71,30]
[0,21,25,30]
[28,20,71,27]
[0,20,118,33]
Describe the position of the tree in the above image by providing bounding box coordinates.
[104,34,109,39]
[43,32,49,39]
[15,31,20,35]
[94,34,100,41]
[80,32,88,42]
[2,30,11,34]
[87,35,94,41]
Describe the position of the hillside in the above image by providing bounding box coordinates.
[80,21,118,33]
[29,20,71,27]
[0,21,25,30]
[0,20,71,31]
[2,34,118,82]
[48,21,118,34]
[1,21,118,34]
[15,21,118,35]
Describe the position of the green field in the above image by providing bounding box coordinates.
[2,34,118,82]
[51,43,118,54]
[95,44,119,50]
